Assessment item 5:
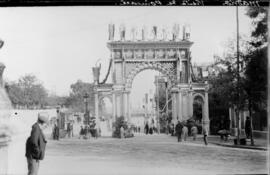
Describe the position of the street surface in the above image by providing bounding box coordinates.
[3,110,268,175]
[38,134,267,175]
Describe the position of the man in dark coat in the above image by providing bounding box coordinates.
[25,113,49,175]
[175,121,183,142]
[245,116,251,139]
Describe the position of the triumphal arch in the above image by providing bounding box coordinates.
[93,24,209,130]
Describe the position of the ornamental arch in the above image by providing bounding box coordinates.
[93,25,209,131]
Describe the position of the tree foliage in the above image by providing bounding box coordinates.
[5,74,48,108]
[65,80,104,115]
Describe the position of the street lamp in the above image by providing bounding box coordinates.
[83,93,89,126]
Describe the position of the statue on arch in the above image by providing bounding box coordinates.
[162,27,167,41]
[119,24,126,41]
[152,26,157,40]
[172,23,180,41]
[108,23,115,41]
[142,25,147,41]
[131,26,137,41]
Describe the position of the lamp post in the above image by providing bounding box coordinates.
[83,93,89,126]
[236,6,240,144]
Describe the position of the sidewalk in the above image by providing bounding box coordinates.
[192,135,268,151]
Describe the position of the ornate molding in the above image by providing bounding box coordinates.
[125,62,177,89]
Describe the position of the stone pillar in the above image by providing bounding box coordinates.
[177,90,182,121]
[95,92,99,126]
[171,87,178,124]
[202,90,210,132]
[112,92,116,122]
[188,90,194,118]
[127,92,131,122]
[123,92,128,119]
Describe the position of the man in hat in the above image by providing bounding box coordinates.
[25,112,49,175]
[175,121,183,142]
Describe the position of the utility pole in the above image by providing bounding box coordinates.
[236,6,240,144]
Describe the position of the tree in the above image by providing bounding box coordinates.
[5,74,48,108]
[245,7,268,47]
[243,7,268,135]
[66,80,104,116]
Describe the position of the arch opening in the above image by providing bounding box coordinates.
[193,95,204,123]
[129,69,172,134]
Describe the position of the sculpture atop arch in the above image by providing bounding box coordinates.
[93,24,209,132]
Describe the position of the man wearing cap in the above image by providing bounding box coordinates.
[25,112,49,175]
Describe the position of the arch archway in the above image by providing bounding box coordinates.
[193,94,204,123]
[126,62,176,90]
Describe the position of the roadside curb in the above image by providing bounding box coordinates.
[210,141,267,151]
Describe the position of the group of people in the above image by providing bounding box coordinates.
[51,121,74,140]
[79,124,98,139]
[144,122,158,135]
[174,121,208,145]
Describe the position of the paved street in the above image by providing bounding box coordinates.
[37,134,268,175]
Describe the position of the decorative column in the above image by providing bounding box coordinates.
[123,91,128,120]
[177,90,183,121]
[127,91,131,122]
[188,90,194,118]
[94,92,99,126]
[171,87,179,124]
[112,92,116,122]
[203,86,210,132]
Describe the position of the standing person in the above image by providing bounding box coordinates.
[25,113,49,175]
[175,121,183,142]
[79,126,84,139]
[70,122,74,137]
[202,124,209,145]
[120,126,125,138]
[145,122,149,135]
[67,123,71,138]
[55,119,60,140]
[170,123,175,136]
[245,116,251,139]
[191,124,198,141]
[181,124,188,141]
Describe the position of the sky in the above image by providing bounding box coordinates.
[0,7,252,105]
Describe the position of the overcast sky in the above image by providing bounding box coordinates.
[0,7,252,107]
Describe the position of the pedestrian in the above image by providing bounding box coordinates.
[191,124,198,141]
[181,124,188,141]
[120,126,125,138]
[79,126,84,139]
[94,124,98,139]
[83,125,88,139]
[202,124,209,145]
[170,123,175,136]
[70,122,74,137]
[245,116,251,139]
[175,121,183,142]
[145,122,149,135]
[52,123,56,140]
[55,119,60,140]
[67,123,71,138]
[25,112,49,175]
